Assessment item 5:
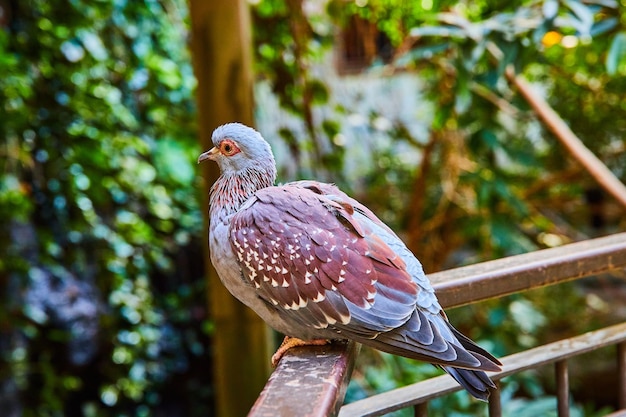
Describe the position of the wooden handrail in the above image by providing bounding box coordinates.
[249,341,358,417]
[430,232,626,308]
[248,233,626,417]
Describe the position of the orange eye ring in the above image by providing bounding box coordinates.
[220,139,240,156]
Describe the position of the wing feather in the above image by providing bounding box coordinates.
[230,181,501,369]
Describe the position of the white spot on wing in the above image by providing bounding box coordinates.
[322,311,337,325]
[339,312,351,324]
[298,297,307,308]
[313,292,325,302]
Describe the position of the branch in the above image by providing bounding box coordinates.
[469,81,520,117]
[507,69,626,210]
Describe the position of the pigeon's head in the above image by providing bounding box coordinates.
[198,123,276,176]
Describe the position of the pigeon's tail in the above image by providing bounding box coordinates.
[441,366,496,401]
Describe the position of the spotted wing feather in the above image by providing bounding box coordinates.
[230,181,501,370]
[231,184,417,332]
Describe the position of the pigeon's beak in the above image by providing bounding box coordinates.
[197,147,219,164]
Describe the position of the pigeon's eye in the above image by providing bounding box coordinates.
[220,140,240,156]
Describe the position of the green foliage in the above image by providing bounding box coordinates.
[0,1,208,416]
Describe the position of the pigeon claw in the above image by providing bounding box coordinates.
[271,336,330,367]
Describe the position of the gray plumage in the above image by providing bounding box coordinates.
[199,122,502,401]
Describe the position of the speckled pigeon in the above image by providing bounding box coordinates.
[199,122,502,401]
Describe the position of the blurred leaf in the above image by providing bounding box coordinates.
[454,73,472,114]
[563,0,594,36]
[542,0,559,20]
[590,17,618,37]
[409,25,468,39]
[606,32,626,75]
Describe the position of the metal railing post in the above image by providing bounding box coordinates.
[488,381,502,417]
[414,402,428,417]
[555,360,569,417]
[618,341,626,410]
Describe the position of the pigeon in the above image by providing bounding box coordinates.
[199,122,502,400]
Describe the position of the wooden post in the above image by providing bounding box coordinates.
[188,1,272,416]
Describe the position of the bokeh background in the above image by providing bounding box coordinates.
[1,1,625,416]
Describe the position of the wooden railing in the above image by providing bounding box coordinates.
[249,232,626,417]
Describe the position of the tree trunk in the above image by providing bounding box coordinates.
[188,2,272,416]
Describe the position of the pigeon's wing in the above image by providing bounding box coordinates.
[308,182,501,370]
[230,182,419,333]
[230,181,500,370]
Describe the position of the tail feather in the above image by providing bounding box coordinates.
[442,366,496,401]
[447,324,503,369]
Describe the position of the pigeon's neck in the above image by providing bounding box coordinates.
[209,165,276,220]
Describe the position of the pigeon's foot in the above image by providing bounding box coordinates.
[271,336,330,366]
